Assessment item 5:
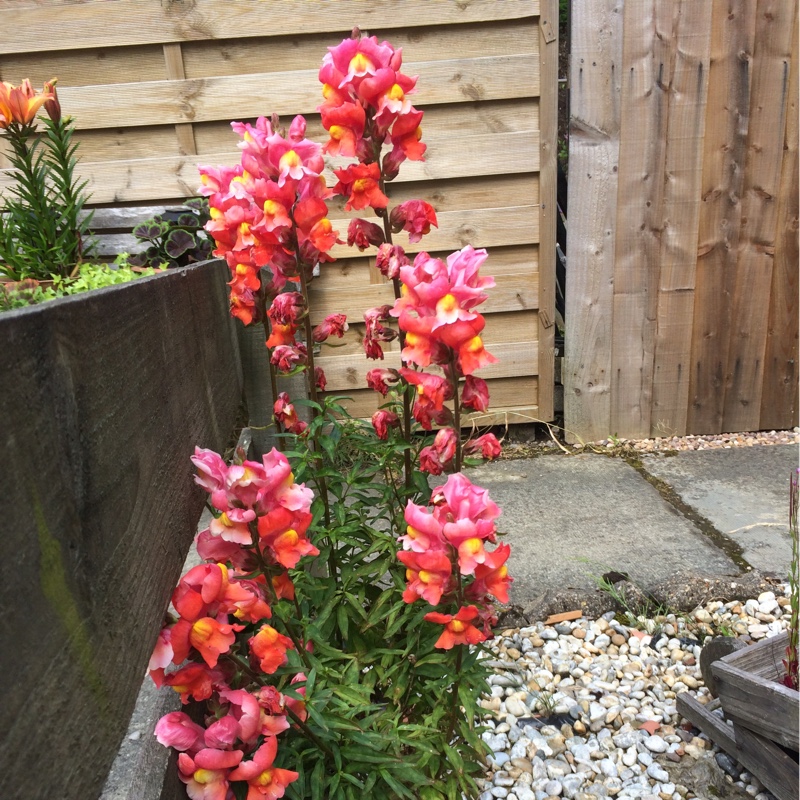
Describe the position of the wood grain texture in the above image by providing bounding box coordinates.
[162,42,198,156]
[759,9,799,430]
[536,0,558,422]
[563,0,624,442]
[0,261,242,800]
[40,54,539,131]
[677,692,799,800]
[649,1,713,436]
[0,0,539,54]
[1,131,539,204]
[610,0,678,439]
[687,0,757,433]
[722,0,797,432]
[713,632,799,750]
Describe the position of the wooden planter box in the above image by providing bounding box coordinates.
[0,260,242,800]
[711,633,799,800]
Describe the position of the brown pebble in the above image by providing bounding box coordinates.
[666,751,681,762]
[611,633,627,646]
[573,628,587,639]
[683,656,696,666]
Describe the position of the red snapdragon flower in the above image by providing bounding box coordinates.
[390,200,437,243]
[423,605,487,649]
[464,433,502,460]
[249,625,294,675]
[347,218,385,250]
[366,367,400,396]
[398,549,453,605]
[462,375,490,412]
[228,736,299,799]
[273,392,307,435]
[312,313,348,342]
[371,409,400,440]
[333,162,388,211]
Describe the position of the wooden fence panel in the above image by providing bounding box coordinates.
[0,262,242,800]
[0,0,556,427]
[566,0,799,440]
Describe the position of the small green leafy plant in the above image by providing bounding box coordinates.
[127,198,211,269]
[0,256,158,312]
[0,79,95,280]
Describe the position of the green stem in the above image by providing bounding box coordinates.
[450,352,463,473]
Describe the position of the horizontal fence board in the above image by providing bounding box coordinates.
[321,375,539,421]
[308,273,539,325]
[1,0,539,54]
[6,100,538,164]
[49,54,539,131]
[1,131,539,204]
[316,340,538,393]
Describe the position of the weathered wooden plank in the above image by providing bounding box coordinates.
[93,206,538,260]
[610,0,677,439]
[649,1,713,437]
[316,340,539,393]
[677,693,799,800]
[722,0,797,432]
[162,42,198,157]
[0,261,242,800]
[687,0,757,433]
[309,273,538,325]
[0,129,539,204]
[44,54,539,131]
[181,19,540,79]
[323,375,539,420]
[0,0,540,54]
[760,10,799,430]
[536,0,558,423]
[563,0,623,443]
[713,632,799,750]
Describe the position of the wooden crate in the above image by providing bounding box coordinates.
[713,631,799,751]
[565,0,799,440]
[679,632,799,800]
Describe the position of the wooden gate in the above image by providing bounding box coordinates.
[565,0,799,441]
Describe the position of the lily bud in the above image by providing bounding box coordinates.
[43,77,60,122]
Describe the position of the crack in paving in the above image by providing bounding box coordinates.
[619,451,754,574]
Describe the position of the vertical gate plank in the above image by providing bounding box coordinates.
[650,0,713,436]
[538,0,558,423]
[687,0,757,433]
[759,7,799,430]
[610,0,677,439]
[564,0,623,442]
[722,0,797,431]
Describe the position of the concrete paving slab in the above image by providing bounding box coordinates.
[640,444,799,577]
[463,454,740,608]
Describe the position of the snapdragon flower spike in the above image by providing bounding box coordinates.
[199,114,339,325]
[423,605,487,649]
[318,33,427,166]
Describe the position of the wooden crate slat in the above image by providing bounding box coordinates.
[45,54,539,131]
[721,0,798,432]
[0,0,540,54]
[563,0,624,443]
[649,2,713,437]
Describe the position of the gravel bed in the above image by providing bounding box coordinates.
[477,586,794,800]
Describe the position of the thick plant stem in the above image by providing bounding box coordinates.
[377,186,414,491]
[297,261,319,409]
[262,316,284,452]
[450,353,463,473]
